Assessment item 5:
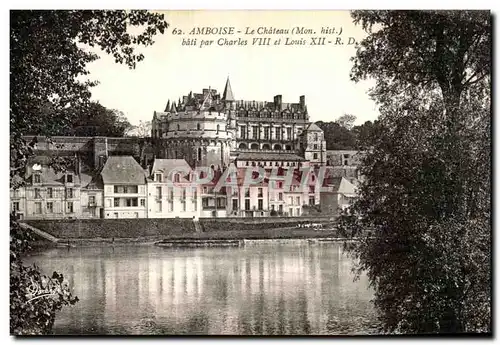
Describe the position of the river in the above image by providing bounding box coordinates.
[24,242,378,335]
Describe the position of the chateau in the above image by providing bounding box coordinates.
[151,78,327,169]
[11,79,363,220]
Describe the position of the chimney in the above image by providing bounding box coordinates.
[300,95,305,109]
[274,95,282,107]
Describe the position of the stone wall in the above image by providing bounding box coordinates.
[199,216,336,232]
[27,218,195,239]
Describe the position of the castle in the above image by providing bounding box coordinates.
[151,78,327,170]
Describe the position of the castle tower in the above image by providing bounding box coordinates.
[223,77,237,153]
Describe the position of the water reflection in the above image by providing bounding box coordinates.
[25,243,377,335]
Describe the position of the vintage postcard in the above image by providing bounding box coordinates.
[9,10,491,336]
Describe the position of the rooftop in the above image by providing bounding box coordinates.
[101,156,146,185]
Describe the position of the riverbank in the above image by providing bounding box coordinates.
[27,227,355,248]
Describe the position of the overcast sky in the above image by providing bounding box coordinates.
[85,10,379,126]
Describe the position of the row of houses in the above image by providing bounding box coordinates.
[10,155,358,220]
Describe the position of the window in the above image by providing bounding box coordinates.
[264,127,270,140]
[309,196,315,206]
[125,198,138,207]
[177,124,180,131]
[114,212,119,218]
[156,200,162,212]
[169,189,174,200]
[275,127,281,140]
[197,123,201,130]
[140,199,145,207]
[277,181,283,189]
[245,188,250,197]
[313,144,318,150]
[240,126,246,139]
[258,199,263,210]
[174,174,180,183]
[114,198,120,207]
[198,147,202,161]
[12,202,19,212]
[313,153,318,159]
[289,208,293,216]
[34,174,41,184]
[89,195,96,205]
[232,199,238,210]
[216,124,220,134]
[127,186,138,193]
[286,128,292,140]
[47,187,53,198]
[279,205,283,213]
[47,202,53,213]
[289,197,294,205]
[182,189,186,200]
[309,186,315,193]
[169,200,174,212]
[67,202,74,213]
[66,188,73,198]
[182,201,186,212]
[156,186,162,198]
[155,173,163,182]
[245,199,250,210]
[258,188,263,197]
[34,188,41,199]
[193,199,197,211]
[278,193,283,201]
[35,202,42,214]
[296,196,301,205]
[252,126,259,139]
[314,133,318,141]
[66,174,73,183]
[217,198,226,208]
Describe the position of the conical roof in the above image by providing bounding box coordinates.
[222,77,235,101]
[164,100,171,112]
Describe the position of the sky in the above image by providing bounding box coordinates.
[85,10,379,126]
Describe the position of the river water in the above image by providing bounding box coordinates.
[25,242,378,335]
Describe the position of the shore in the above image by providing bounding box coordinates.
[30,227,352,248]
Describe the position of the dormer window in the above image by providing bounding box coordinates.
[174,174,180,183]
[66,174,73,183]
[154,173,163,182]
[33,174,41,184]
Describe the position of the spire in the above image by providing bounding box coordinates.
[222,76,235,102]
[171,101,177,113]
[164,100,171,112]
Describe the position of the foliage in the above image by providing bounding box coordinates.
[10,217,79,335]
[316,121,356,150]
[335,114,357,130]
[66,102,132,137]
[10,10,168,335]
[126,120,153,137]
[339,10,491,334]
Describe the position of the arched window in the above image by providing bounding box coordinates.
[238,143,247,149]
[250,143,259,150]
[174,174,180,183]
[216,124,220,134]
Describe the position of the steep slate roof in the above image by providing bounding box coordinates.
[305,123,323,132]
[101,156,146,185]
[151,159,192,181]
[236,152,306,161]
[323,176,357,196]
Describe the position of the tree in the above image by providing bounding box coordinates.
[351,120,380,150]
[339,10,491,334]
[10,10,168,335]
[126,120,152,137]
[315,121,357,150]
[67,102,133,137]
[335,114,357,130]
